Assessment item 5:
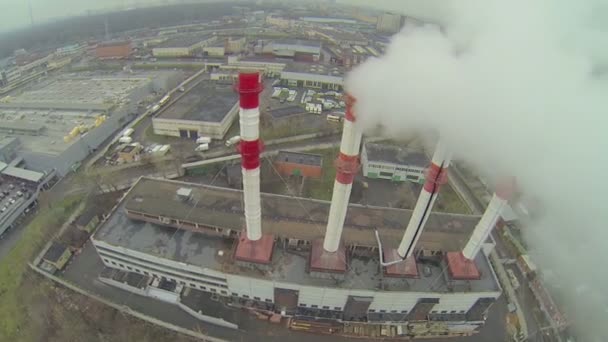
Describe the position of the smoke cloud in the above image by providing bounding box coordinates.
[347,0,608,339]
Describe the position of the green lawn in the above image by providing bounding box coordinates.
[435,184,471,214]
[0,195,83,340]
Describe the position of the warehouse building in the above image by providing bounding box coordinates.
[152,81,238,140]
[91,177,500,332]
[377,12,404,34]
[361,143,429,183]
[152,35,217,58]
[271,40,322,62]
[274,151,323,178]
[280,62,344,90]
[95,40,132,59]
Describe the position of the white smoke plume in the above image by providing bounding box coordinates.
[347,0,608,339]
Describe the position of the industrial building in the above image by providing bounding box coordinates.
[280,63,345,90]
[152,81,238,140]
[274,151,323,178]
[323,44,381,68]
[377,12,403,34]
[152,35,217,58]
[95,41,132,59]
[271,40,322,62]
[0,71,181,175]
[92,73,504,337]
[361,143,428,183]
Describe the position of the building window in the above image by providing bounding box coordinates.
[334,307,341,311]
[190,283,196,287]
[379,310,386,313]
[450,310,456,313]
[254,296,261,301]
[265,299,272,303]
[126,266,132,270]
[243,295,250,299]
[221,290,227,295]
[369,309,376,313]
[103,259,109,263]
[200,286,206,290]
[144,271,149,275]
[390,310,397,313]
[232,293,238,296]
[379,171,393,177]
[300,303,307,307]
[401,310,408,314]
[111,261,117,265]
[441,310,447,314]
[322,306,329,310]
[311,305,318,308]
[210,288,217,293]
[406,175,419,180]
[431,311,438,313]
[119,263,124,268]
[460,310,465,314]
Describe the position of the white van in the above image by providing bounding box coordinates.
[195,143,209,152]
[196,136,211,144]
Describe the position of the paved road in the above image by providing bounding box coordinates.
[61,240,507,342]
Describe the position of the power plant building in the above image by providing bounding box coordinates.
[91,72,504,337]
[95,41,132,59]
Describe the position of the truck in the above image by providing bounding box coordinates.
[122,128,134,137]
[196,136,211,144]
[195,143,209,152]
[225,135,241,147]
[159,95,170,106]
[118,136,133,144]
[150,104,160,114]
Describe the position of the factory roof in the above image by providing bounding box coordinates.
[267,105,305,119]
[93,178,500,293]
[155,34,214,49]
[0,121,45,133]
[273,39,322,48]
[1,166,45,183]
[156,82,237,123]
[276,151,322,167]
[364,143,428,167]
[108,177,480,251]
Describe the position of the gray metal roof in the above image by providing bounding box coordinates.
[276,151,322,167]
[364,143,428,167]
[156,82,237,123]
[1,166,45,182]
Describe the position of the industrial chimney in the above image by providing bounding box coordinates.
[233,72,274,266]
[397,141,451,259]
[323,94,362,252]
[462,178,516,260]
[237,72,263,241]
[308,94,362,277]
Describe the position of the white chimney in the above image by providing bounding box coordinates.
[462,178,516,260]
[323,94,362,253]
[397,141,451,258]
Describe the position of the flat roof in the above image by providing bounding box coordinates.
[0,121,44,133]
[446,252,481,280]
[43,242,68,263]
[94,180,499,292]
[273,39,322,48]
[276,151,322,167]
[1,166,45,182]
[268,106,305,119]
[118,178,480,251]
[156,82,237,123]
[155,35,213,49]
[364,143,428,167]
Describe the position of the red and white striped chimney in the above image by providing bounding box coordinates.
[397,141,451,258]
[323,94,362,253]
[462,178,516,260]
[237,72,263,241]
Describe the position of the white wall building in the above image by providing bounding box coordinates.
[361,143,428,183]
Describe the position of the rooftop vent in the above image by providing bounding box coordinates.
[176,187,192,202]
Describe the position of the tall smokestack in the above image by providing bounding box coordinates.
[237,72,263,241]
[397,141,451,258]
[323,94,362,252]
[462,178,516,260]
